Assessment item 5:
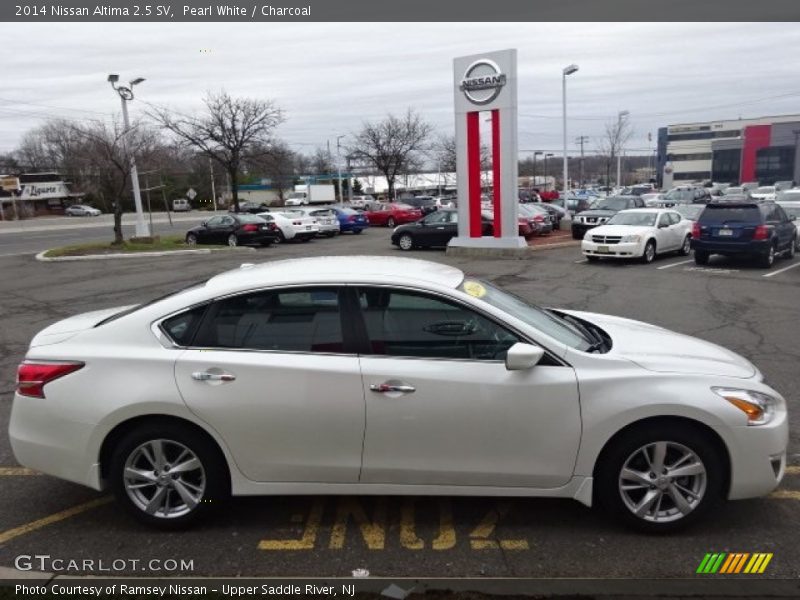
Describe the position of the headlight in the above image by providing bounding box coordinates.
[620,234,641,243]
[583,231,593,241]
[712,387,778,425]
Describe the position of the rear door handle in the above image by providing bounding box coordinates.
[192,371,236,382]
[370,383,416,393]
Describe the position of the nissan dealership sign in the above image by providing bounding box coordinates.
[459,59,507,105]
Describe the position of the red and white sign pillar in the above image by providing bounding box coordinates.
[449,49,526,252]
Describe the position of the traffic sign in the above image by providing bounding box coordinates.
[186,188,197,200]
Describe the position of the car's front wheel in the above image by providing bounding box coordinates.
[387,217,396,228]
[227,234,238,247]
[186,234,197,246]
[398,234,414,251]
[110,424,228,528]
[595,424,724,533]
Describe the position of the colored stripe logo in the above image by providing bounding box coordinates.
[696,552,773,574]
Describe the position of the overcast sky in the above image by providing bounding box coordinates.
[2,22,800,160]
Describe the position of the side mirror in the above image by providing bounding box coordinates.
[790,215,797,221]
[505,342,545,371]
[201,221,208,227]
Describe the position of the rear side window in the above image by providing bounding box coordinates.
[700,206,760,224]
[194,288,344,353]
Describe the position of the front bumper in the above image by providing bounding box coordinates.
[582,239,643,258]
[726,414,788,500]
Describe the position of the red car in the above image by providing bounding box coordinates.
[364,202,424,227]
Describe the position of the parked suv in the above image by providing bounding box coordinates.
[571,195,645,239]
[691,201,797,268]
[400,195,438,215]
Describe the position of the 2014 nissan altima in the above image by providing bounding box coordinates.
[10,257,787,531]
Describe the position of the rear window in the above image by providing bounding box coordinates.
[237,214,265,223]
[700,205,760,224]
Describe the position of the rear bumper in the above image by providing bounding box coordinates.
[691,238,770,255]
[238,231,279,245]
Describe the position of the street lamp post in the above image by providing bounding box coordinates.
[544,153,554,190]
[562,64,579,201]
[336,135,345,203]
[616,110,630,187]
[108,74,149,238]
[533,151,543,190]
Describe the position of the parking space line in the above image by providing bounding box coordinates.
[656,259,694,270]
[0,467,40,476]
[0,497,112,545]
[762,261,800,278]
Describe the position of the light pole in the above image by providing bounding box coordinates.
[108,74,149,238]
[562,64,579,200]
[544,153,554,190]
[336,135,345,203]
[533,151,543,189]
[616,110,630,187]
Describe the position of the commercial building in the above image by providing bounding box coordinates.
[0,172,84,219]
[656,114,800,187]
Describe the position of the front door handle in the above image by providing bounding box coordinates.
[192,371,236,382]
[370,383,416,393]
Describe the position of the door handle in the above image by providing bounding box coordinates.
[192,371,236,382]
[370,383,416,393]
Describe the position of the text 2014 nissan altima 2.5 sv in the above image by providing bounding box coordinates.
[10,257,787,531]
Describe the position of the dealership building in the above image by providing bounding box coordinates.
[657,114,800,187]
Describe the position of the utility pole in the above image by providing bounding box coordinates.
[209,158,217,213]
[575,136,589,187]
[336,135,345,203]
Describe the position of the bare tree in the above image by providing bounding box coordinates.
[433,133,490,173]
[150,90,283,212]
[247,141,298,203]
[307,146,333,176]
[350,109,433,200]
[598,113,633,187]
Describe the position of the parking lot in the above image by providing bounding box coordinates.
[1,223,799,580]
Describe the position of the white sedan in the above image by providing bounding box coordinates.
[65,204,101,217]
[256,211,319,243]
[10,257,787,532]
[581,208,693,263]
[284,207,340,237]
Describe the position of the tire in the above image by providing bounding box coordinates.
[641,240,656,264]
[353,229,363,235]
[185,234,197,246]
[758,244,776,268]
[398,234,414,251]
[678,235,691,256]
[387,217,396,228]
[694,250,709,265]
[301,236,311,243]
[227,234,238,247]
[109,423,229,529]
[274,230,286,244]
[787,237,796,258]
[594,423,725,533]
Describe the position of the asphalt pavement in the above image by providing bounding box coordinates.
[0,222,798,586]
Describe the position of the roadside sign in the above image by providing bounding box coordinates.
[186,188,197,200]
[1,176,20,191]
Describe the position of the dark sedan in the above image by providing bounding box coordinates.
[571,195,645,239]
[185,214,279,247]
[391,208,492,250]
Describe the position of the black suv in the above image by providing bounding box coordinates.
[571,195,645,239]
[691,201,797,268]
[400,196,438,215]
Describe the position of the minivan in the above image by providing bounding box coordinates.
[172,198,191,212]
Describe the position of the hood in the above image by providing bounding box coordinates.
[584,224,653,237]
[563,310,757,379]
[577,209,617,218]
[30,305,136,347]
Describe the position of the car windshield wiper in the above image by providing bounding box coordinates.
[547,310,606,352]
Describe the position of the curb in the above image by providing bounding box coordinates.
[35,248,256,262]
[529,240,581,251]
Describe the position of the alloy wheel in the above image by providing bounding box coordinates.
[387,217,396,228]
[618,441,707,523]
[228,234,238,247]
[123,439,206,519]
[186,234,197,246]
[399,234,414,251]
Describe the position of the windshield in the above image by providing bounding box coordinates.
[664,189,693,201]
[458,279,591,351]
[589,197,630,211]
[96,280,207,326]
[237,214,266,223]
[607,212,657,226]
[754,187,775,194]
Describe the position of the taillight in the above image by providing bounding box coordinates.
[753,225,769,240]
[267,223,277,230]
[241,224,259,232]
[692,222,701,238]
[17,361,84,399]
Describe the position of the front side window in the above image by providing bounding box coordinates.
[194,288,344,353]
[357,288,520,361]
[424,211,449,224]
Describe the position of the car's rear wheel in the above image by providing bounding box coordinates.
[758,244,776,268]
[387,217,396,228]
[595,424,724,533]
[641,240,656,264]
[185,234,197,246]
[274,230,285,244]
[227,234,238,247]
[678,235,691,256]
[694,250,709,265]
[353,229,363,235]
[110,424,228,529]
[398,234,414,251]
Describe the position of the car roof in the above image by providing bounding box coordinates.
[205,257,465,292]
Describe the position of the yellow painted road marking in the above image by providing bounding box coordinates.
[0,467,40,476]
[784,465,800,475]
[469,502,529,551]
[329,497,387,550]
[769,489,800,500]
[431,499,456,551]
[0,497,112,545]
[258,499,323,550]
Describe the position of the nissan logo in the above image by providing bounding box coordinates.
[459,59,507,105]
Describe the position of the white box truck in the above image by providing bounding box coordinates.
[285,184,336,206]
